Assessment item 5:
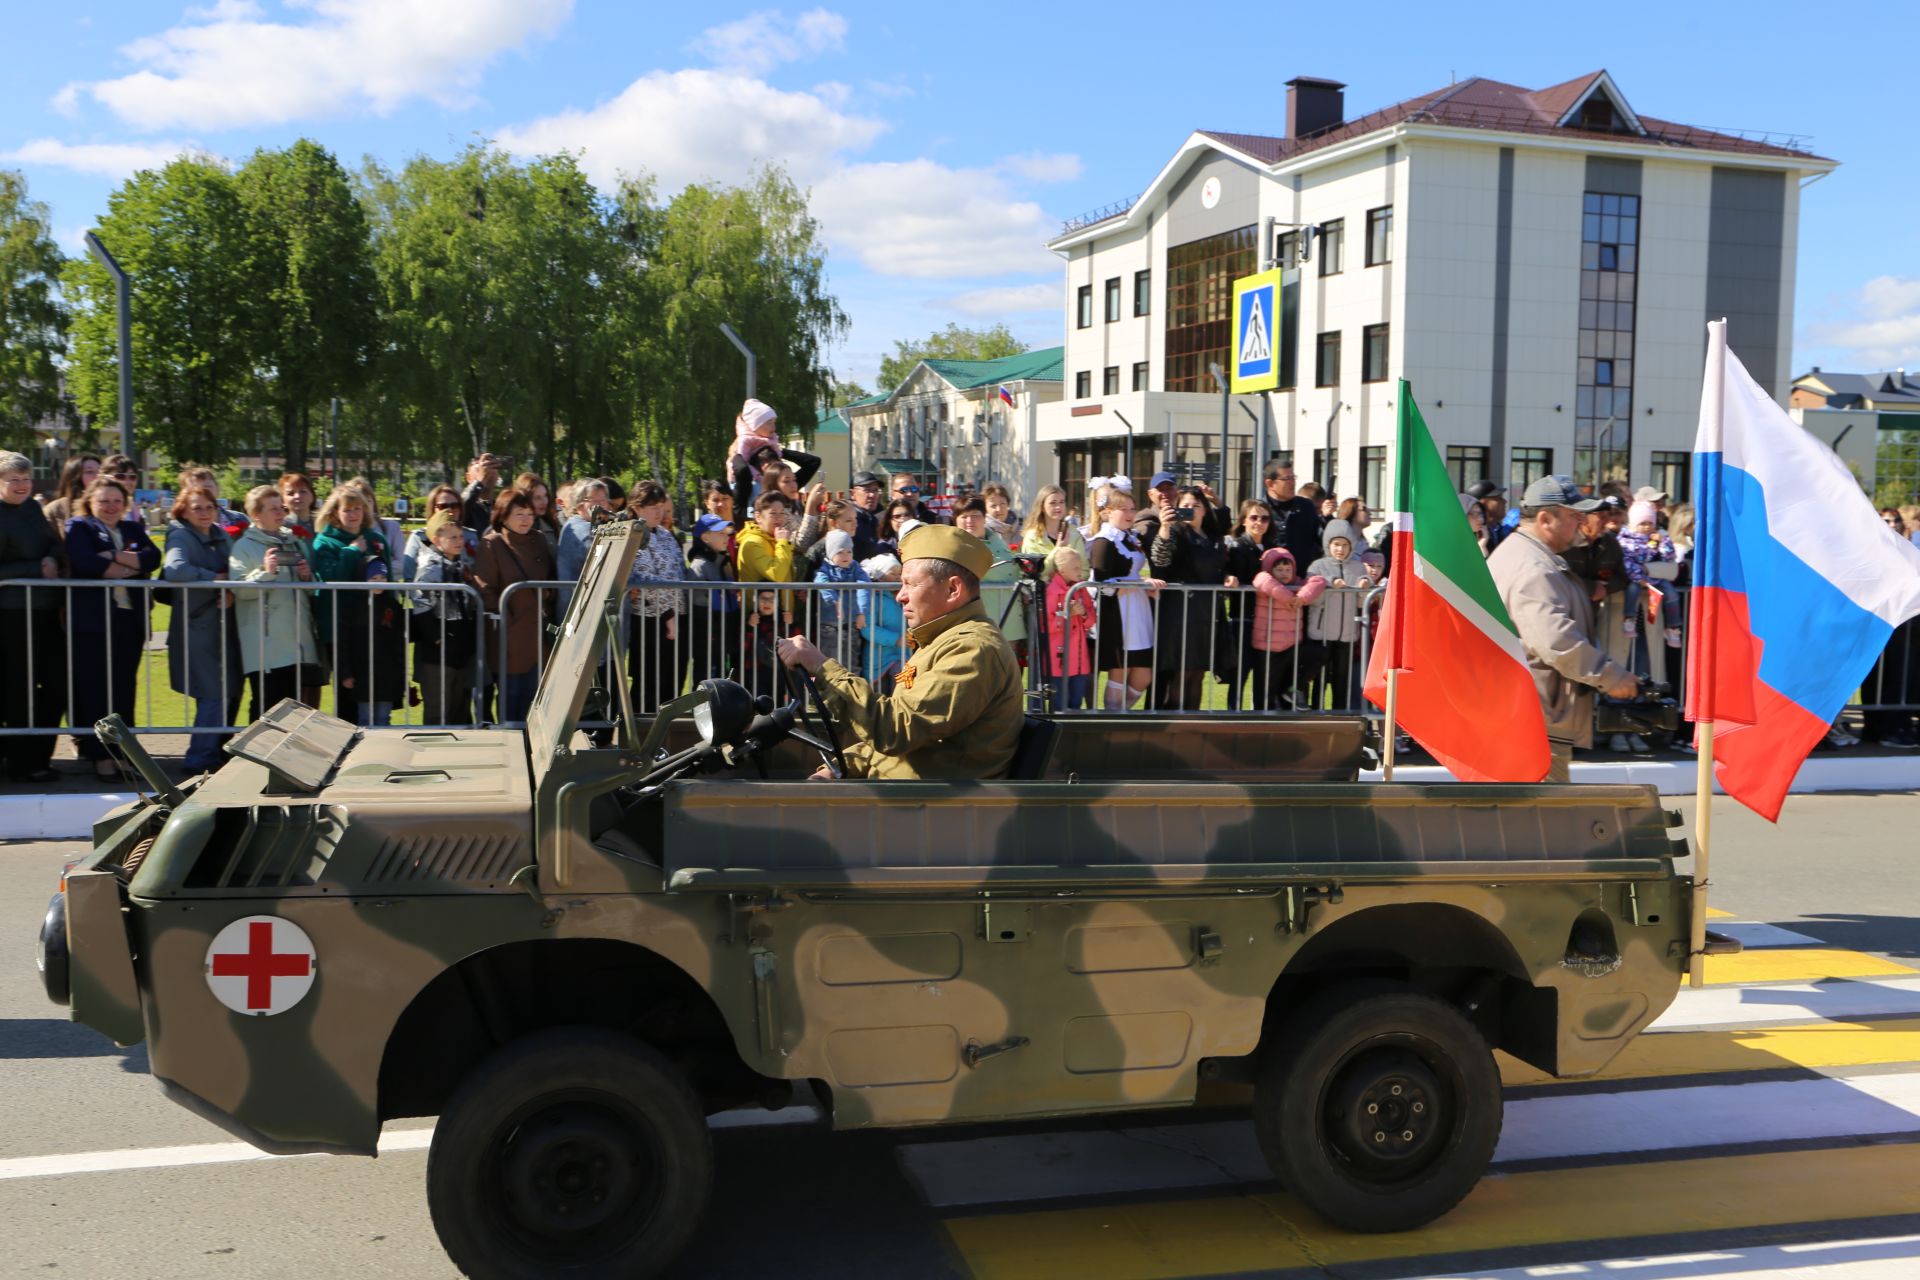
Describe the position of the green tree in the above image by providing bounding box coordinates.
[830,377,871,406]
[63,156,256,464]
[877,322,1026,391]
[0,170,68,438]
[629,166,846,492]
[234,139,378,473]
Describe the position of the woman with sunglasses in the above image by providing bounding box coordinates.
[1216,500,1282,708]
[404,485,478,568]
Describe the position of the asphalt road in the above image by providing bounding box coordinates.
[5,791,1920,1279]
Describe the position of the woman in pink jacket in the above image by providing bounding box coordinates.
[1249,547,1327,709]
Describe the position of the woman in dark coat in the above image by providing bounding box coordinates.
[472,488,556,724]
[1216,499,1281,709]
[312,486,406,726]
[1147,485,1230,710]
[163,486,244,772]
[64,477,160,780]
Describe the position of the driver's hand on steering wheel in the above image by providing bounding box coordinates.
[777,633,825,675]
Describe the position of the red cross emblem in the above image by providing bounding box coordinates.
[204,916,318,1016]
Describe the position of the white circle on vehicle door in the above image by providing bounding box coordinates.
[204,915,318,1016]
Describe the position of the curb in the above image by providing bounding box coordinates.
[1359,753,1920,794]
[2,792,136,841]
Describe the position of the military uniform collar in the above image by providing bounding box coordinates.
[907,597,988,650]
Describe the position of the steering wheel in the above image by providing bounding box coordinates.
[783,658,850,779]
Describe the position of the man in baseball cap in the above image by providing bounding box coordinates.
[1487,475,1638,781]
[777,523,1023,780]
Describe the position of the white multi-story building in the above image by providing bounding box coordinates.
[1037,71,1837,515]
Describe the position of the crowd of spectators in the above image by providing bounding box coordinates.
[4,415,1917,777]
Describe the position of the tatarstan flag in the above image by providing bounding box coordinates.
[1363,381,1550,782]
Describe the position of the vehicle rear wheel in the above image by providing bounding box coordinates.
[427,1027,712,1279]
[1253,989,1501,1232]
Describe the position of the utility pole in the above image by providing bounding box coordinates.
[83,232,133,459]
[718,323,756,399]
[1209,362,1230,496]
[1114,410,1137,485]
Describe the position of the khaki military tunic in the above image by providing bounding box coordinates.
[816,598,1024,780]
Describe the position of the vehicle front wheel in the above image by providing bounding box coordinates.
[1253,989,1502,1232]
[427,1027,713,1279]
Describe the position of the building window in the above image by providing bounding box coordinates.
[1313,448,1339,499]
[1361,446,1387,510]
[1315,331,1342,388]
[1074,371,1091,398]
[1102,366,1120,396]
[1133,269,1151,317]
[1649,451,1691,503]
[1446,446,1490,492]
[1165,224,1258,393]
[1362,323,1390,383]
[1105,277,1122,323]
[1318,218,1344,276]
[1576,191,1640,485]
[1077,285,1092,330]
[1366,206,1393,267]
[1276,230,1299,267]
[1131,361,1150,392]
[1510,446,1553,492]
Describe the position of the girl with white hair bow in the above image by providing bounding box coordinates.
[728,398,822,518]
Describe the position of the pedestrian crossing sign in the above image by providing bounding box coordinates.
[1231,269,1281,393]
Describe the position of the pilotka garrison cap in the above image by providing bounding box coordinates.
[899,523,995,579]
[1520,474,1602,512]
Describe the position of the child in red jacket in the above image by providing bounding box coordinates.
[1250,547,1327,709]
[1044,546,1096,710]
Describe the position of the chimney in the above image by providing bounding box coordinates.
[1286,77,1347,139]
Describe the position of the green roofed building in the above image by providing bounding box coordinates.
[845,347,1064,509]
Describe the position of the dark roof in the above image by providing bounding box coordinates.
[1795,369,1920,409]
[1198,72,1827,167]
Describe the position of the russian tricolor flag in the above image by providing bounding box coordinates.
[1689,321,1920,820]
[998,384,1015,408]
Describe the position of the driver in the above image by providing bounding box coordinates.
[776,524,1024,779]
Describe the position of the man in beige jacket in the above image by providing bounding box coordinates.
[1488,475,1642,782]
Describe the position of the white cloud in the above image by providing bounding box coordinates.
[691,8,848,75]
[945,282,1060,318]
[1,137,210,179]
[59,0,572,131]
[813,160,1058,278]
[1001,152,1083,184]
[1811,276,1920,369]
[497,70,1061,280]
[494,68,885,194]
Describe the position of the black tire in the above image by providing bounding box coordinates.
[427,1027,713,1280]
[1253,988,1502,1232]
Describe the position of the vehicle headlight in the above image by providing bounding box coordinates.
[694,679,756,746]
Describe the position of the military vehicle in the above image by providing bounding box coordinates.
[40,520,1702,1278]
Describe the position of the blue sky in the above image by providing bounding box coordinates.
[5,0,1915,391]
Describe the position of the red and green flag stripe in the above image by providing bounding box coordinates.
[1364,380,1550,782]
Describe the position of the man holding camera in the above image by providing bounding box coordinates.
[1488,476,1641,783]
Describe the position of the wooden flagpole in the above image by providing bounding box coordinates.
[1686,319,1728,990]
[1689,721,1714,988]
[1382,668,1400,781]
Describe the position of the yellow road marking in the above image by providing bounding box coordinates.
[1706,906,1734,919]
[1702,947,1916,985]
[947,1143,1920,1280]
[1499,1017,1920,1086]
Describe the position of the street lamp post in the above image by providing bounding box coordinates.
[718,323,756,399]
[83,232,133,459]
[1209,361,1229,496]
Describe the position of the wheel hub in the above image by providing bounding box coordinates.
[1322,1047,1446,1179]
[495,1101,654,1252]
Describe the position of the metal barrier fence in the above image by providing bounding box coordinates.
[3,571,1915,756]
